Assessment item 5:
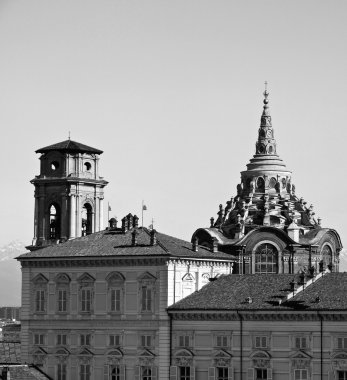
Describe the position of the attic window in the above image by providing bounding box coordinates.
[51,161,59,171]
[84,162,91,171]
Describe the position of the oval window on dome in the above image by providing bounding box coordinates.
[258,145,265,154]
[256,177,265,191]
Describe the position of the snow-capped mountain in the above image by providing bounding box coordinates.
[0,241,26,306]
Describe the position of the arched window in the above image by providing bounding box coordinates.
[321,244,333,268]
[82,203,93,236]
[49,204,60,239]
[254,243,278,274]
[256,177,265,192]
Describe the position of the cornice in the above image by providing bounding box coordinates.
[20,257,169,268]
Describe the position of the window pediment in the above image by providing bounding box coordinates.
[77,272,95,284]
[32,347,47,355]
[107,349,123,358]
[290,351,312,360]
[182,273,195,281]
[32,274,48,285]
[78,348,94,357]
[138,272,157,282]
[55,273,71,284]
[138,349,155,358]
[55,348,70,356]
[214,349,232,359]
[106,272,125,285]
[175,348,194,358]
[250,350,271,359]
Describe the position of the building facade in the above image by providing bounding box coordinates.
[18,89,343,380]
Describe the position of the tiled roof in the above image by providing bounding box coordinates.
[18,228,235,261]
[35,140,103,154]
[0,341,21,363]
[168,272,347,311]
[0,365,52,380]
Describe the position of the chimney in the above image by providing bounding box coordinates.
[211,237,218,253]
[192,237,198,252]
[126,213,133,229]
[290,279,298,292]
[287,222,300,243]
[150,229,157,246]
[133,215,139,228]
[131,229,139,246]
[108,218,117,230]
[121,217,127,233]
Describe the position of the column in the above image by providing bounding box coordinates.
[32,195,39,245]
[70,194,76,239]
[99,197,104,231]
[61,194,68,241]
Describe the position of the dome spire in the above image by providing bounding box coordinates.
[255,82,276,155]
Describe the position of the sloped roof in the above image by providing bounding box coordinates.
[168,272,347,311]
[0,365,52,380]
[35,140,103,154]
[18,228,235,261]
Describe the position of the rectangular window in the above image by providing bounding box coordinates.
[35,290,45,312]
[34,334,44,345]
[110,365,120,380]
[294,369,308,380]
[295,337,307,349]
[57,363,67,380]
[142,367,152,380]
[81,289,92,312]
[255,336,268,348]
[338,337,347,349]
[216,335,228,348]
[141,286,152,312]
[178,335,190,347]
[80,364,91,380]
[217,367,229,380]
[179,367,191,380]
[111,289,121,312]
[141,335,152,347]
[109,334,121,347]
[338,371,347,380]
[58,289,67,312]
[256,369,268,380]
[57,334,67,346]
[80,334,91,346]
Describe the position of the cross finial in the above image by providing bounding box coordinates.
[264,81,268,91]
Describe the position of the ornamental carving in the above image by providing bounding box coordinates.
[253,359,270,368]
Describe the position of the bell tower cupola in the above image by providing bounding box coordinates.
[28,139,108,251]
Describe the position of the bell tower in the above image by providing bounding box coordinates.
[27,139,108,251]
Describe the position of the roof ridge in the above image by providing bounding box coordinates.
[281,268,330,304]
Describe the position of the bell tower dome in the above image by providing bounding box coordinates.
[28,139,108,251]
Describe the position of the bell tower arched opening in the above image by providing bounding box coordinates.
[82,203,93,236]
[49,203,61,240]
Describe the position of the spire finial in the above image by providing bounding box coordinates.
[68,131,71,140]
[263,81,269,104]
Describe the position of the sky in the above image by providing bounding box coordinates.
[0,0,346,249]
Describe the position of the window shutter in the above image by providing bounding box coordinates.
[134,365,140,380]
[208,367,215,380]
[104,364,109,380]
[190,366,195,380]
[247,368,254,380]
[170,366,178,380]
[267,368,273,380]
[120,365,125,380]
[228,367,233,380]
[151,366,157,380]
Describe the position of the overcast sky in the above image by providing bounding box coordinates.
[0,0,346,250]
